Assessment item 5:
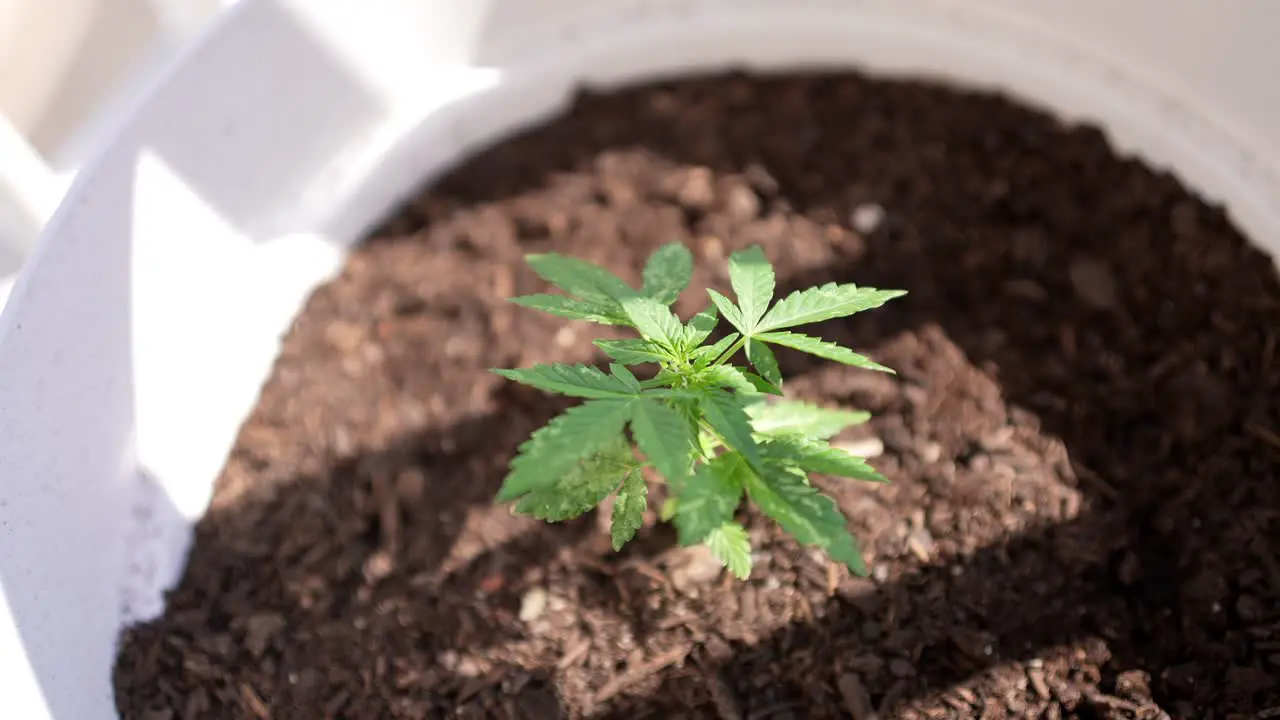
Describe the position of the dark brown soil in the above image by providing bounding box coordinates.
[113,72,1280,720]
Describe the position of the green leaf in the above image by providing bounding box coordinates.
[707,289,748,335]
[622,295,685,349]
[526,253,637,303]
[497,399,635,501]
[744,465,867,576]
[509,294,630,326]
[746,400,870,440]
[757,331,894,373]
[691,332,740,368]
[761,436,889,483]
[673,453,748,544]
[492,363,640,399]
[513,435,637,520]
[698,366,759,394]
[727,245,774,331]
[758,283,905,333]
[594,338,672,365]
[629,397,695,486]
[610,470,648,550]
[705,522,753,579]
[611,363,641,392]
[701,390,763,469]
[746,338,782,386]
[642,242,693,305]
[682,306,719,349]
[743,372,784,396]
[669,397,706,475]
[641,369,682,390]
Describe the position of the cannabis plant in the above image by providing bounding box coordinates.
[491,242,905,578]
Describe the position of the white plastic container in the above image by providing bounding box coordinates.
[0,0,235,307]
[1,0,1278,717]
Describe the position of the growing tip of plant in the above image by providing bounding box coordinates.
[490,241,905,580]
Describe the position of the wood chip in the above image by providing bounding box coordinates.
[837,672,878,720]
[239,682,270,719]
[1247,423,1280,451]
[1027,667,1051,699]
[556,638,592,670]
[593,644,691,704]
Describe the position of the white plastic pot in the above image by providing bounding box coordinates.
[2,0,1278,717]
[0,0,237,308]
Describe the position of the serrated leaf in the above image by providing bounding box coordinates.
[727,245,774,331]
[497,399,635,501]
[610,469,648,550]
[669,396,706,475]
[707,289,748,334]
[691,332,740,368]
[641,368,682,390]
[758,331,894,373]
[698,366,759,394]
[509,294,630,326]
[761,436,889,483]
[743,372,784,396]
[611,363,641,391]
[526,253,637,303]
[513,435,637,520]
[701,390,763,469]
[492,363,640,399]
[757,283,905,333]
[744,465,867,576]
[746,338,782,386]
[746,400,870,440]
[642,242,693,305]
[704,522,753,579]
[630,397,694,486]
[622,295,685,349]
[673,453,748,544]
[682,306,719,349]
[594,338,672,365]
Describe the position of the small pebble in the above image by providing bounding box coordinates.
[850,203,886,234]
[671,545,724,589]
[724,183,761,221]
[554,326,577,348]
[362,550,394,583]
[519,587,549,622]
[906,528,935,562]
[674,167,716,211]
[324,320,365,353]
[919,442,943,464]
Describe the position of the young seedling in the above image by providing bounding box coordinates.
[491,242,906,579]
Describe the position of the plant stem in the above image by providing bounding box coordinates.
[698,420,731,454]
[711,336,747,367]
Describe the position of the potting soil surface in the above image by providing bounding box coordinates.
[114,73,1280,719]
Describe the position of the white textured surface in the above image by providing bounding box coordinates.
[1,1,1279,718]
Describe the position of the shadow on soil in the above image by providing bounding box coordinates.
[115,74,1280,719]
